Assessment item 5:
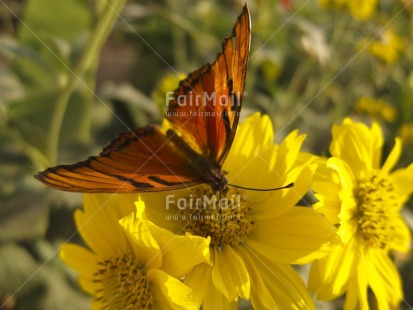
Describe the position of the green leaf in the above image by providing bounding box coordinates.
[0,243,91,310]
[101,82,161,126]
[18,0,91,45]
[0,65,25,105]
[0,188,49,242]
[0,244,40,294]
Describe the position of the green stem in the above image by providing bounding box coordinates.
[47,0,127,164]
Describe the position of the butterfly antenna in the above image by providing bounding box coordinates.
[217,191,224,252]
[227,182,294,191]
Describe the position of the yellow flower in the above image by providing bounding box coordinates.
[317,0,347,10]
[310,118,413,309]
[60,195,210,309]
[367,29,406,63]
[399,123,413,144]
[138,113,336,309]
[318,0,377,19]
[354,96,397,122]
[347,0,377,20]
[153,73,187,115]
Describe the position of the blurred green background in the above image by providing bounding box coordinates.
[0,0,412,309]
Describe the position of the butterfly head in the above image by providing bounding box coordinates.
[210,176,228,194]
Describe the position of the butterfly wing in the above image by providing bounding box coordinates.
[166,5,251,165]
[35,5,250,193]
[35,125,203,193]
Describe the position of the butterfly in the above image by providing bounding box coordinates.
[35,5,251,194]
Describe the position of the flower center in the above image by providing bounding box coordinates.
[355,171,398,249]
[93,253,153,309]
[176,185,254,248]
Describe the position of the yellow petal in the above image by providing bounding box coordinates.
[224,144,277,191]
[60,244,97,275]
[366,249,403,307]
[75,194,130,257]
[134,197,146,219]
[211,246,250,301]
[390,216,411,253]
[203,278,238,310]
[343,272,368,310]
[310,259,353,301]
[145,218,211,277]
[141,190,194,233]
[309,261,342,301]
[312,165,341,224]
[351,255,370,310]
[91,300,103,310]
[327,158,358,241]
[275,130,306,175]
[391,163,413,198]
[381,138,402,173]
[118,214,162,271]
[370,121,384,169]
[310,239,358,298]
[78,275,101,297]
[253,165,315,221]
[60,244,98,295]
[248,207,336,264]
[228,113,274,159]
[148,269,198,310]
[327,157,356,196]
[280,165,315,211]
[336,215,358,245]
[224,113,307,193]
[83,193,136,218]
[223,114,279,190]
[184,263,212,307]
[330,119,378,177]
[238,246,314,309]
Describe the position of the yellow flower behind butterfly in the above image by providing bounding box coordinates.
[140,113,336,309]
[347,0,377,20]
[366,29,406,64]
[310,118,413,309]
[318,0,377,20]
[399,123,413,144]
[60,195,210,309]
[354,97,397,122]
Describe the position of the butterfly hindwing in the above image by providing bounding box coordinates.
[35,125,203,193]
[166,5,251,165]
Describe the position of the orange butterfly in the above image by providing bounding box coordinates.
[35,5,251,194]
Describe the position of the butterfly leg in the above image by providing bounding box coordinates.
[217,191,224,252]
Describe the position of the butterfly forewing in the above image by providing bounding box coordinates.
[166,5,251,165]
[35,125,202,192]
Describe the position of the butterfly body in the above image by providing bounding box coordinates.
[166,129,228,193]
[35,5,250,194]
